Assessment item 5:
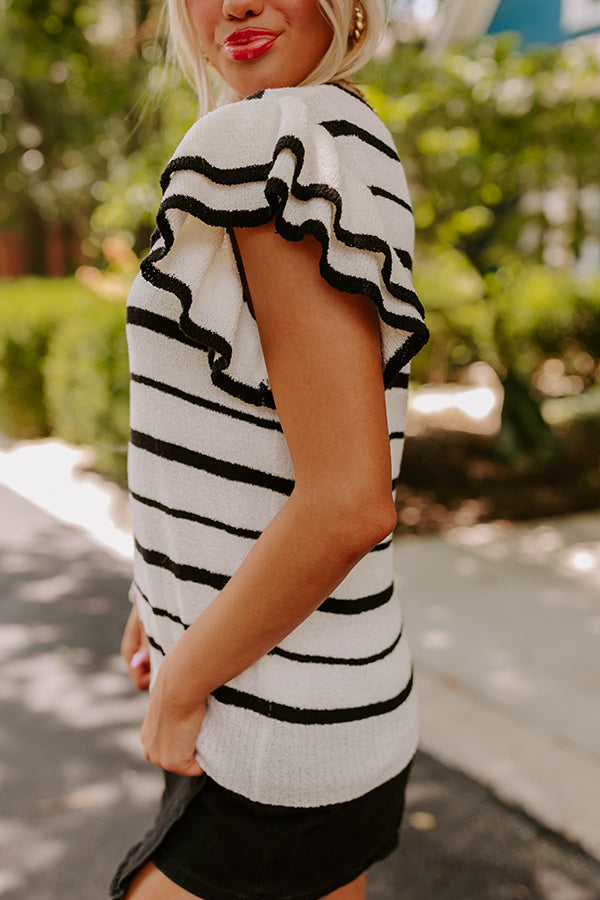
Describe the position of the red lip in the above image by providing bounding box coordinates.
[221,28,278,61]
[222,28,278,47]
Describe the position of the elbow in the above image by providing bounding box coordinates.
[291,480,397,561]
[334,491,397,559]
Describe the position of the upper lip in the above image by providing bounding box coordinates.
[222,28,278,47]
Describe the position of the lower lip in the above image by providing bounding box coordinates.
[221,36,277,61]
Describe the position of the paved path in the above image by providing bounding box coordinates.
[395,514,600,860]
[1,439,600,899]
[0,482,156,899]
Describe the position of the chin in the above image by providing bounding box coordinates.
[221,59,304,98]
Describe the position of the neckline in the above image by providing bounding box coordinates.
[328,82,373,109]
[244,82,373,110]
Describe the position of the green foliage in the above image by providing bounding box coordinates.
[413,255,600,384]
[544,383,600,425]
[90,69,198,243]
[44,300,129,480]
[3,24,600,471]
[363,36,600,272]
[0,278,97,436]
[0,0,174,265]
[362,36,600,464]
[0,277,129,479]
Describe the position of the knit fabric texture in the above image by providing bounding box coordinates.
[127,82,428,808]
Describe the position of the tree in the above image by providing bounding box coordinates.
[0,0,165,272]
[363,35,600,463]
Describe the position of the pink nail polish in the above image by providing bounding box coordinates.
[131,649,149,669]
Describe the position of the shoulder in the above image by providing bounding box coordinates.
[144,86,427,403]
[241,82,377,124]
[168,83,398,174]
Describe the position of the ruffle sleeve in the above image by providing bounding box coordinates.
[140,84,428,407]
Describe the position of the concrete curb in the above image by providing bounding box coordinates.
[416,664,600,860]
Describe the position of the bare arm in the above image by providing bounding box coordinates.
[140,223,397,774]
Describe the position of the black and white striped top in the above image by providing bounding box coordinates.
[127,83,428,808]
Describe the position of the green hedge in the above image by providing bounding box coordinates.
[2,264,599,479]
[412,250,600,386]
[0,279,91,438]
[0,278,129,480]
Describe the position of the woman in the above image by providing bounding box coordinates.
[113,0,428,897]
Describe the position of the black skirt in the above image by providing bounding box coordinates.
[110,762,413,900]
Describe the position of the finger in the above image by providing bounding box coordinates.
[131,668,151,692]
[131,649,150,669]
[142,740,203,775]
[130,648,151,691]
[175,755,205,777]
[120,607,142,662]
[188,758,205,777]
[141,730,205,776]
[153,755,205,777]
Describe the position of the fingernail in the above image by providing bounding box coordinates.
[131,649,149,669]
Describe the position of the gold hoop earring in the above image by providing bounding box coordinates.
[349,2,365,47]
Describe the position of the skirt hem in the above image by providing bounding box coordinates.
[109,761,413,900]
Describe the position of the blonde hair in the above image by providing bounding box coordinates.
[166,0,387,114]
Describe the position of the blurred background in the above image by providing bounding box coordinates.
[1,1,600,898]
[1,0,599,526]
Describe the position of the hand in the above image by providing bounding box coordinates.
[139,655,206,777]
[121,604,151,691]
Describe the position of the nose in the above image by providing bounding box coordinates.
[222,0,263,18]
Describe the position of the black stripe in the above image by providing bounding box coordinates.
[130,490,262,541]
[139,245,277,409]
[136,539,393,617]
[149,225,160,249]
[371,537,392,553]
[129,305,272,412]
[161,155,272,192]
[369,184,412,213]
[318,583,393,615]
[389,431,405,441]
[270,626,402,666]
[130,372,283,432]
[212,670,414,724]
[135,582,188,628]
[156,183,421,324]
[320,119,399,162]
[329,82,373,109]
[147,633,166,656]
[127,305,198,348]
[264,162,425,319]
[247,83,372,110]
[130,429,294,496]
[263,180,426,325]
[138,576,400,664]
[390,372,410,390]
[135,539,229,590]
[395,248,413,271]
[143,121,429,404]
[154,140,425,333]
[229,227,256,319]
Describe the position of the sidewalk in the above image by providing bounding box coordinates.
[395,513,600,861]
[1,437,600,899]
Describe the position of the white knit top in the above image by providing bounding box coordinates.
[127,83,428,809]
